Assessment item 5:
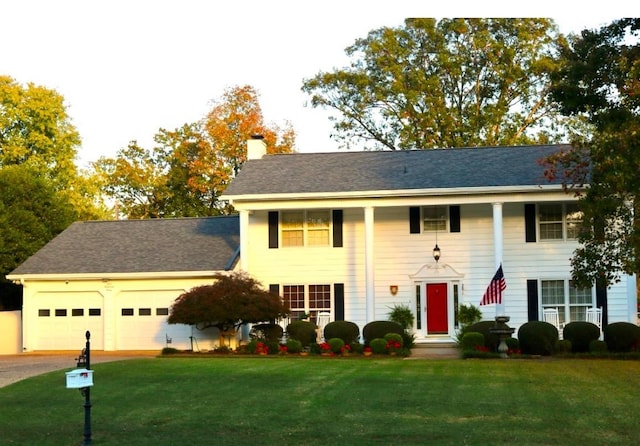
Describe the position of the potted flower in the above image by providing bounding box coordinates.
[319,341,332,356]
[340,343,352,356]
[363,346,372,357]
[255,341,269,356]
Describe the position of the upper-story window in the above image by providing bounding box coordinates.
[423,206,448,231]
[281,210,330,247]
[539,203,582,241]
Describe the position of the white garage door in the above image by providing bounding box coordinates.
[35,291,104,350]
[116,290,193,350]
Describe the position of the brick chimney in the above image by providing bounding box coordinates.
[247,134,267,160]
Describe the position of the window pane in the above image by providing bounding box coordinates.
[541,280,564,305]
[566,204,583,239]
[283,285,305,311]
[72,309,84,316]
[539,204,563,240]
[89,308,101,316]
[423,206,447,231]
[38,309,50,317]
[156,308,169,316]
[121,308,134,316]
[55,309,67,317]
[569,282,592,305]
[139,308,152,316]
[282,211,304,247]
[309,285,331,310]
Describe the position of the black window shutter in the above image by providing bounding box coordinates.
[596,278,608,329]
[268,211,279,249]
[449,205,461,233]
[409,207,420,234]
[334,283,345,321]
[525,204,536,243]
[269,284,279,295]
[332,210,343,247]
[527,279,539,321]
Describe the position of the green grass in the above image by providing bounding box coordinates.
[1,357,639,445]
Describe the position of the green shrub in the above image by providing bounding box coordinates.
[250,323,283,343]
[286,320,317,347]
[349,341,364,354]
[555,339,572,354]
[324,320,360,344]
[161,347,179,355]
[363,321,403,344]
[388,304,415,330]
[267,340,280,355]
[327,337,345,354]
[518,321,558,356]
[465,320,501,351]
[246,339,259,354]
[383,332,404,346]
[460,332,484,351]
[505,337,520,352]
[401,330,416,349]
[370,338,388,354]
[457,303,483,326]
[285,338,302,353]
[604,322,640,352]
[589,339,608,353]
[563,321,600,353]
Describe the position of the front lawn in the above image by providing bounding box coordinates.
[1,357,639,445]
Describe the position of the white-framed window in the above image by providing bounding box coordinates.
[283,284,331,320]
[422,206,447,232]
[541,279,594,325]
[539,203,582,241]
[281,210,330,247]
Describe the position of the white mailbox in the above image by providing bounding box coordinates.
[66,368,94,389]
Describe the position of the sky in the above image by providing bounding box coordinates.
[2,1,637,168]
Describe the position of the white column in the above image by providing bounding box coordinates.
[365,206,375,323]
[492,202,504,316]
[239,210,250,272]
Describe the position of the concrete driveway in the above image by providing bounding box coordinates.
[0,351,157,388]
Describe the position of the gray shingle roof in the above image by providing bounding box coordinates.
[222,144,569,197]
[8,216,239,276]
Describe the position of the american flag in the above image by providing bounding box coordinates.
[480,264,506,306]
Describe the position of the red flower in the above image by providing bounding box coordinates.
[319,342,331,351]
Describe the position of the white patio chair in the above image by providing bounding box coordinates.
[315,312,331,343]
[586,307,603,338]
[276,316,291,342]
[542,308,565,339]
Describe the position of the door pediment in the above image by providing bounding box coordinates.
[409,263,464,281]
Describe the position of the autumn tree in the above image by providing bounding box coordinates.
[302,18,572,150]
[543,18,640,288]
[95,85,295,218]
[168,272,289,342]
[204,85,295,175]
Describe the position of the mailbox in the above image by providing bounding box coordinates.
[66,368,94,389]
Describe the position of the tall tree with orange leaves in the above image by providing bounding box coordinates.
[94,85,295,218]
[205,85,295,175]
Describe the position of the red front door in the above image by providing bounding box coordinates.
[426,283,448,334]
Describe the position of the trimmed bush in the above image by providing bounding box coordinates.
[518,321,558,356]
[370,338,387,354]
[324,320,360,344]
[465,321,501,351]
[383,332,404,348]
[250,323,283,343]
[327,337,345,354]
[563,321,600,353]
[589,339,608,353]
[604,322,640,352]
[286,320,317,347]
[460,332,484,351]
[285,338,302,353]
[363,321,403,344]
[350,341,364,354]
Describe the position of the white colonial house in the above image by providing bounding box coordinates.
[5,138,637,351]
[219,137,637,343]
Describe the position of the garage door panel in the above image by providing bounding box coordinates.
[35,292,104,350]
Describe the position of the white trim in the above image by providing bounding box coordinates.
[7,270,230,282]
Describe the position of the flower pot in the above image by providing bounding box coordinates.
[363,351,372,357]
[299,352,309,356]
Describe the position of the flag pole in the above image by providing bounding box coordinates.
[492,203,504,317]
